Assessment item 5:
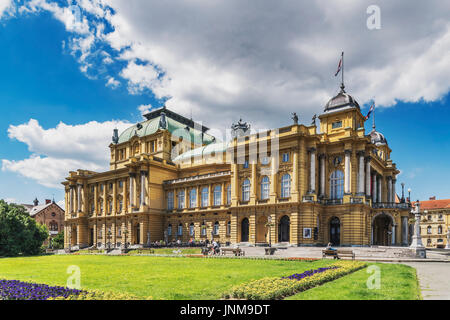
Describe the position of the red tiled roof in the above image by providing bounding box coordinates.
[412,199,450,210]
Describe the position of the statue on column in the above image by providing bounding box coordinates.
[291,112,298,125]
[311,114,317,126]
[409,200,426,258]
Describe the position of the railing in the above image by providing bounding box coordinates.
[324,199,343,205]
[302,195,315,203]
[372,202,411,209]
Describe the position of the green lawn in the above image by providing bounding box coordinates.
[0,255,333,300]
[286,263,421,300]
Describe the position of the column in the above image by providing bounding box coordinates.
[292,148,299,197]
[270,154,278,200]
[387,177,393,204]
[371,173,376,203]
[129,173,135,208]
[94,184,98,215]
[250,162,257,203]
[140,170,146,207]
[365,157,371,197]
[309,148,316,194]
[377,176,382,203]
[77,184,82,212]
[69,186,74,213]
[319,154,326,197]
[402,216,408,245]
[113,180,117,215]
[344,149,351,194]
[392,179,397,203]
[357,152,365,195]
[391,224,396,245]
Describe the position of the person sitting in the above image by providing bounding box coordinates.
[326,242,339,259]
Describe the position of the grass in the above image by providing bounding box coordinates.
[285,263,420,300]
[0,255,333,300]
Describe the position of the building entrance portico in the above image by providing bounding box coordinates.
[372,213,394,246]
[278,215,290,242]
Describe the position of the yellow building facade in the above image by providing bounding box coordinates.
[63,86,412,249]
[418,198,450,249]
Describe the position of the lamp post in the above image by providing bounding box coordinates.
[401,183,405,203]
[408,188,411,203]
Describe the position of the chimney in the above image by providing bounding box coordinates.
[429,196,436,201]
[45,199,51,205]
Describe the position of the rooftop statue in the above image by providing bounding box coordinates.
[291,112,298,125]
[231,118,250,138]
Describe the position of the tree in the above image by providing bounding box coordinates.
[51,230,65,249]
[0,200,49,257]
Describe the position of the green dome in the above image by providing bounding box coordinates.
[117,115,216,145]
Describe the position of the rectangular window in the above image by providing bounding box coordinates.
[178,190,185,209]
[282,153,289,162]
[190,189,196,208]
[201,188,209,207]
[243,160,249,169]
[332,121,343,129]
[167,192,174,210]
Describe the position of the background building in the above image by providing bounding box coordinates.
[22,198,65,244]
[63,86,412,249]
[416,197,450,248]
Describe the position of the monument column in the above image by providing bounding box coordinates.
[410,201,426,258]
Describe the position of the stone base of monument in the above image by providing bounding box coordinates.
[410,247,427,258]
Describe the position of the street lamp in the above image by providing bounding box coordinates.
[401,183,405,203]
[408,188,411,203]
[267,216,275,248]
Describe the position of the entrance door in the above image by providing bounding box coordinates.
[241,218,249,242]
[278,215,290,242]
[135,224,140,244]
[256,216,268,243]
[329,217,340,246]
[89,228,94,246]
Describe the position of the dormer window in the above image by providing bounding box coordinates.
[332,121,342,129]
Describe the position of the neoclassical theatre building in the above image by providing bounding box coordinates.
[63,86,412,249]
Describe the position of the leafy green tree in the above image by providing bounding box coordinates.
[51,230,65,249]
[0,200,49,257]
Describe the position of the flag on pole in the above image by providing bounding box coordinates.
[335,53,343,77]
[365,102,375,120]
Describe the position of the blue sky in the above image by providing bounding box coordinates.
[0,1,449,205]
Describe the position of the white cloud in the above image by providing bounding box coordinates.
[137,104,152,116]
[2,119,130,188]
[9,1,450,130]
[0,0,12,17]
[105,76,120,89]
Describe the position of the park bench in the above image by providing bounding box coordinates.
[322,249,355,260]
[322,249,338,259]
[336,249,355,260]
[221,248,245,256]
[136,248,155,254]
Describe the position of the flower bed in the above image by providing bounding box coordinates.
[0,280,86,300]
[0,279,151,300]
[223,261,366,300]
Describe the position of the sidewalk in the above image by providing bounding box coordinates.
[403,262,450,300]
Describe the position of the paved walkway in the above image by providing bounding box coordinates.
[403,262,450,300]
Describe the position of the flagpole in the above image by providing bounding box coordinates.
[341,51,344,92]
[372,99,376,130]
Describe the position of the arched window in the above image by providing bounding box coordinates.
[189,189,197,208]
[330,170,344,200]
[242,179,250,202]
[213,186,222,206]
[227,185,231,205]
[427,226,432,234]
[214,221,220,235]
[281,174,291,198]
[189,223,195,236]
[201,187,209,207]
[167,224,172,236]
[201,222,206,236]
[261,176,270,200]
[178,223,183,236]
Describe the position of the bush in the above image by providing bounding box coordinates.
[0,200,49,257]
[224,261,367,300]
